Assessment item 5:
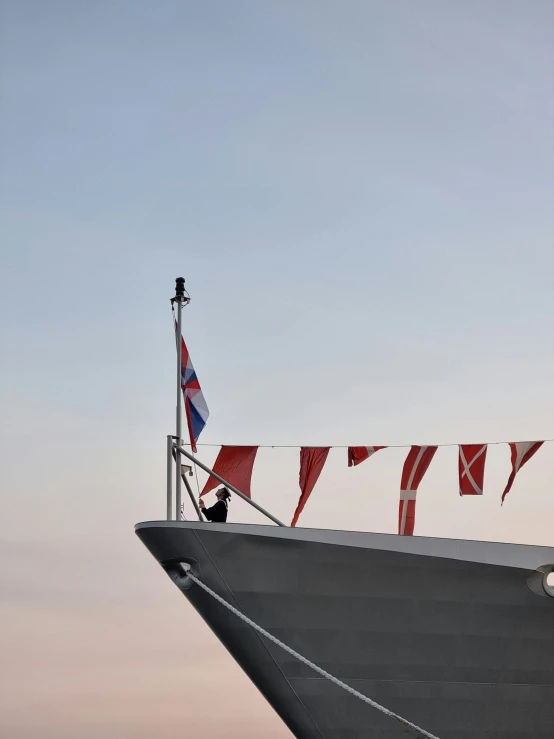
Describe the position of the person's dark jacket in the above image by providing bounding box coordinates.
[201,499,228,523]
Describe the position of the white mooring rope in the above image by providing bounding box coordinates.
[187,572,441,739]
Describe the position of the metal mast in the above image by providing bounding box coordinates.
[172,277,189,520]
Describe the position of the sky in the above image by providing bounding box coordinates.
[1,1,553,737]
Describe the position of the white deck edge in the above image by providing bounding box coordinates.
[135,521,554,571]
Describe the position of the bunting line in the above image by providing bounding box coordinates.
[193,439,550,530]
[183,439,554,449]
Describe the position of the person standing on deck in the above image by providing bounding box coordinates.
[199,487,230,522]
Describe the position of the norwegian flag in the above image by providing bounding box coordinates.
[348,446,386,467]
[459,444,487,496]
[177,329,209,452]
[398,445,437,536]
[501,441,544,504]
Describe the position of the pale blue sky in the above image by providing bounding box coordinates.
[1,2,553,737]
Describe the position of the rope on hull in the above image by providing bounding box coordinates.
[186,571,442,739]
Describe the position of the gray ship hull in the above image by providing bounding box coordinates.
[135,521,554,738]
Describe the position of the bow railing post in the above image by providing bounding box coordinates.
[166,435,173,520]
[173,443,286,527]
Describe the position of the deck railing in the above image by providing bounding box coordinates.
[166,436,286,526]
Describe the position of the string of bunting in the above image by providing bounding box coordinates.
[173,320,550,533]
[191,439,549,534]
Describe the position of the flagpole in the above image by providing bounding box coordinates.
[174,277,188,521]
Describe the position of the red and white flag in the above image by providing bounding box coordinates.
[398,445,437,536]
[348,446,386,467]
[501,441,544,504]
[458,444,487,496]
